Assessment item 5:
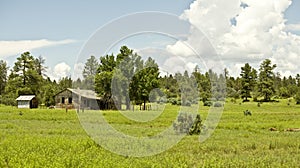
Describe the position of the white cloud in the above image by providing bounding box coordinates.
[0,39,76,58]
[167,0,300,77]
[54,62,71,78]
[47,62,71,81]
[136,47,206,76]
[166,41,195,57]
[285,23,300,31]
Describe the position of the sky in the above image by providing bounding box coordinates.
[1,0,300,80]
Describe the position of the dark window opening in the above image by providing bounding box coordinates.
[61,97,65,104]
[68,98,72,104]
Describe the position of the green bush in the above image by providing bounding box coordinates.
[243,109,252,116]
[203,101,213,107]
[213,102,223,107]
[295,92,300,104]
[173,112,204,135]
[169,98,177,105]
[158,97,167,104]
[191,99,199,104]
[182,100,191,106]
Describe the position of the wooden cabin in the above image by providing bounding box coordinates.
[16,95,38,109]
[54,88,102,110]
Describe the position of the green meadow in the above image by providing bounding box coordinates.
[0,99,299,167]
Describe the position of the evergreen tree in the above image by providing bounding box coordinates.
[94,54,117,109]
[82,56,99,90]
[240,63,257,101]
[34,55,47,77]
[116,47,138,110]
[258,59,276,101]
[0,60,8,96]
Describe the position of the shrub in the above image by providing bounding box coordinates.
[183,100,191,106]
[209,98,217,102]
[218,97,225,101]
[169,98,177,105]
[213,102,223,107]
[191,99,198,104]
[173,112,204,135]
[230,98,237,104]
[158,97,167,104]
[243,109,252,116]
[295,92,300,104]
[203,101,213,107]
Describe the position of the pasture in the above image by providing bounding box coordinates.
[0,99,299,167]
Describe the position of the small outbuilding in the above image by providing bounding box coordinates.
[16,95,38,109]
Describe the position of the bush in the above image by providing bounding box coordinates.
[203,101,213,107]
[173,112,204,135]
[191,99,199,104]
[218,97,225,101]
[209,98,217,102]
[295,92,300,104]
[169,98,177,105]
[158,97,167,104]
[182,100,191,106]
[1,93,17,106]
[243,110,252,116]
[213,102,223,107]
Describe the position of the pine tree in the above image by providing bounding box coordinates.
[0,60,8,96]
[240,63,257,102]
[82,56,99,89]
[258,59,276,101]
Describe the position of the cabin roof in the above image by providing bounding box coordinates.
[67,88,101,100]
[16,95,36,101]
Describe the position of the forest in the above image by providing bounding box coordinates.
[1,45,300,108]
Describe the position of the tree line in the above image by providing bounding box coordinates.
[0,52,72,106]
[1,46,300,108]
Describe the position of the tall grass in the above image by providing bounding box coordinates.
[0,99,299,167]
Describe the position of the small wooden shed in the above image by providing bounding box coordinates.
[16,95,38,109]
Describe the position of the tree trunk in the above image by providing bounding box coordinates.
[125,96,130,110]
[143,99,146,111]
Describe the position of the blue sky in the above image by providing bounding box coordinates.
[1,0,300,79]
[0,0,193,79]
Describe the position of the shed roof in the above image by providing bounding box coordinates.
[67,88,101,100]
[16,95,36,101]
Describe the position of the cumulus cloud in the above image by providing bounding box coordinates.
[167,0,300,77]
[47,62,71,81]
[166,41,195,57]
[54,62,71,78]
[136,47,206,76]
[285,23,300,31]
[0,39,76,59]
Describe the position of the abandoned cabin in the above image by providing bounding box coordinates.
[54,88,117,110]
[16,95,38,109]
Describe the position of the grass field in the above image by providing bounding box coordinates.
[0,99,299,167]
